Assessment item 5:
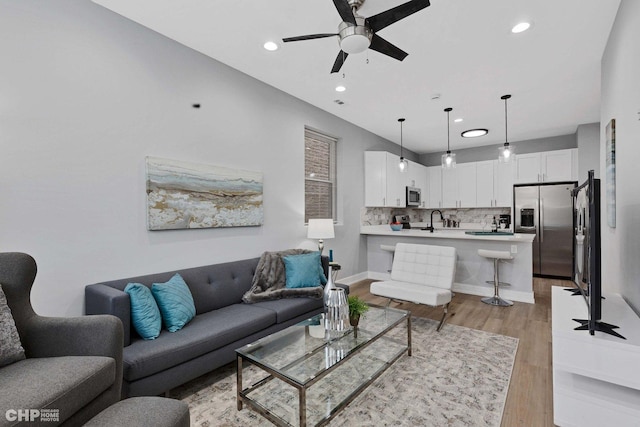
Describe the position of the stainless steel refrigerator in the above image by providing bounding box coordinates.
[514,182,576,277]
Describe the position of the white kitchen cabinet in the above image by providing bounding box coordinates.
[405,160,428,207]
[426,166,442,209]
[475,160,515,208]
[515,149,578,184]
[364,151,404,207]
[476,160,495,207]
[495,160,515,207]
[441,163,476,208]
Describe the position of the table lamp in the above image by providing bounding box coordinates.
[307,219,334,255]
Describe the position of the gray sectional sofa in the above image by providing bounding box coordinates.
[85,255,337,398]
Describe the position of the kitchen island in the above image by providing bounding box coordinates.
[361,225,536,303]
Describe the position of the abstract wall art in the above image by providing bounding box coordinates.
[146,157,263,230]
[605,118,616,228]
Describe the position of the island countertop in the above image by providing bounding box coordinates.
[360,225,535,243]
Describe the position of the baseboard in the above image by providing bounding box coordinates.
[357,272,535,304]
[335,271,370,287]
[453,283,535,304]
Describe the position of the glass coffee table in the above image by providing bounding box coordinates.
[236,306,411,427]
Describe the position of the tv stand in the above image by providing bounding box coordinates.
[552,287,640,426]
[572,318,625,340]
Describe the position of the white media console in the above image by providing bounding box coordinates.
[552,287,640,426]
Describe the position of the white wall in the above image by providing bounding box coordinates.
[600,0,640,314]
[0,1,401,316]
[576,122,600,180]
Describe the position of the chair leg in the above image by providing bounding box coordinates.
[436,303,449,332]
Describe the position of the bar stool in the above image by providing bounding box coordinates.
[478,249,514,307]
[381,244,396,273]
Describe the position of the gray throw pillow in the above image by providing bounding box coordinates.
[0,284,26,367]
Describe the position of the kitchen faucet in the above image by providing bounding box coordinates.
[427,209,444,233]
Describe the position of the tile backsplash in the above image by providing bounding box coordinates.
[361,207,510,226]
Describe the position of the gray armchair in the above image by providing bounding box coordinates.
[0,253,123,426]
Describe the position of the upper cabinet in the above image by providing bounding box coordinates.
[475,160,515,208]
[364,151,403,207]
[515,149,578,184]
[364,152,428,207]
[426,166,442,209]
[442,163,477,208]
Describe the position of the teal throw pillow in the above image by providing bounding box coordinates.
[284,252,324,289]
[124,283,162,340]
[151,274,196,332]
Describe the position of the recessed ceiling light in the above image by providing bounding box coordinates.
[263,41,279,51]
[454,118,463,123]
[335,85,346,92]
[511,22,531,34]
[461,129,489,138]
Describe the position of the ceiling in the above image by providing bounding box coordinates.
[91,0,620,155]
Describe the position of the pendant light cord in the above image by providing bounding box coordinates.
[501,94,511,145]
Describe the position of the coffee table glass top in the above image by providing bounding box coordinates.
[236,306,408,386]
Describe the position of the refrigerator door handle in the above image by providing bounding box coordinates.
[540,198,544,243]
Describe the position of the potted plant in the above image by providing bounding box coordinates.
[347,295,370,328]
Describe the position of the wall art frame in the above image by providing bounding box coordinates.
[145,156,263,230]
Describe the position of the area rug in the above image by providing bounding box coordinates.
[173,317,518,427]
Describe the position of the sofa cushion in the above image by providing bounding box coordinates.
[370,280,452,306]
[125,283,161,340]
[123,304,276,381]
[0,284,25,367]
[151,274,196,332]
[252,298,323,324]
[0,356,115,424]
[283,252,323,288]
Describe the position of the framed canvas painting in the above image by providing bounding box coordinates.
[146,157,263,230]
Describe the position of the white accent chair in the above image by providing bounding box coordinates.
[370,243,457,331]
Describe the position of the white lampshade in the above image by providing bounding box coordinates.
[307,219,335,239]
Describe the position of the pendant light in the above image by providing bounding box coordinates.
[441,107,456,169]
[398,118,408,172]
[499,94,514,162]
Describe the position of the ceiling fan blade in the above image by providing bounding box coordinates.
[282,33,338,43]
[367,0,430,32]
[331,50,349,73]
[369,34,408,61]
[333,0,357,25]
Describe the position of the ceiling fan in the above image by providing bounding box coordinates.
[283,0,431,73]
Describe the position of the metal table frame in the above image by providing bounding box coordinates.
[236,307,411,427]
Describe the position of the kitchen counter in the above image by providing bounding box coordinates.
[360,225,535,243]
[362,224,535,303]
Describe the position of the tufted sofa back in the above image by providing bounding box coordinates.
[390,243,456,290]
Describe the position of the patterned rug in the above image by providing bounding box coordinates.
[173,317,518,427]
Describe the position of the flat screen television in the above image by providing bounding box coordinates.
[570,170,624,339]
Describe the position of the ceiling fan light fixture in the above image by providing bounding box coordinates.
[338,19,372,54]
[461,129,489,138]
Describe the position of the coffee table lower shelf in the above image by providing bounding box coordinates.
[237,335,408,427]
[236,307,411,427]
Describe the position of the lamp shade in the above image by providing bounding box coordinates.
[307,219,335,239]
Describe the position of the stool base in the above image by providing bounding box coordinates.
[482,295,513,307]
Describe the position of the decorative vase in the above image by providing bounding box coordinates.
[324,287,349,340]
[323,265,334,307]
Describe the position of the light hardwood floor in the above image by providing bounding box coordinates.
[349,277,570,427]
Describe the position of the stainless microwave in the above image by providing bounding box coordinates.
[406,186,421,207]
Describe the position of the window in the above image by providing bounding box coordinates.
[304,128,337,223]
